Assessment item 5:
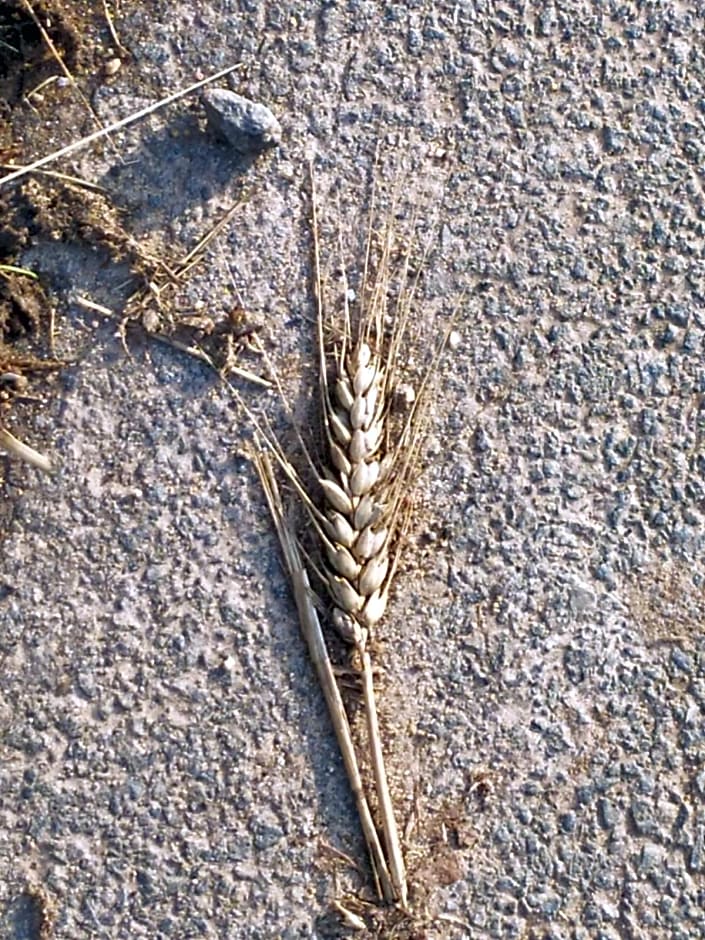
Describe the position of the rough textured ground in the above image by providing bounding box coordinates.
[1,1,705,938]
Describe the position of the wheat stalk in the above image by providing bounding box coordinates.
[253,450,397,902]
[251,158,449,910]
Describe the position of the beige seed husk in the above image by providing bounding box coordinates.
[320,477,353,514]
[330,410,351,445]
[359,552,389,596]
[350,459,379,497]
[361,588,388,626]
[330,440,352,476]
[354,525,387,561]
[353,493,378,530]
[325,512,356,548]
[330,576,365,613]
[326,543,361,580]
[354,364,377,396]
[349,429,369,463]
[350,396,366,429]
[364,385,380,428]
[365,422,384,455]
[336,378,354,411]
[356,343,372,368]
[333,608,366,646]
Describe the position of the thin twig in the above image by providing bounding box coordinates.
[173,200,246,278]
[102,0,129,57]
[359,646,408,907]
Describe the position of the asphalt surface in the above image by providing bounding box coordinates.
[1,1,705,938]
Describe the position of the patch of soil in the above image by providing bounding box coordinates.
[0,175,143,351]
[0,0,109,157]
[0,1,76,94]
[0,0,117,412]
[0,271,43,343]
[0,1,250,467]
[16,177,141,263]
[0,0,81,136]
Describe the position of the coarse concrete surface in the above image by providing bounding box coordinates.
[1,1,705,938]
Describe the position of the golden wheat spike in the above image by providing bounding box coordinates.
[246,151,452,910]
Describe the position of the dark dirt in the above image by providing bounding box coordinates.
[0,1,130,427]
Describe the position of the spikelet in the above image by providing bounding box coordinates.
[318,338,390,646]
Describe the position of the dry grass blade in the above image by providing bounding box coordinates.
[0,264,38,279]
[102,0,129,58]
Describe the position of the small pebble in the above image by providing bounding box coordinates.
[202,89,281,154]
[396,383,416,406]
[598,798,616,829]
[448,330,461,351]
[103,57,122,77]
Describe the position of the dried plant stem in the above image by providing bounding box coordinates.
[0,427,52,473]
[253,450,396,902]
[359,647,407,906]
[102,0,129,57]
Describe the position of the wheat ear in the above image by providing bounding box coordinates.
[314,329,410,905]
[243,158,447,909]
[307,158,449,908]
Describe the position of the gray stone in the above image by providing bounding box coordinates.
[598,798,618,830]
[202,89,281,154]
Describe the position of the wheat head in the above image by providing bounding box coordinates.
[312,172,436,661]
[308,161,448,908]
[319,335,393,648]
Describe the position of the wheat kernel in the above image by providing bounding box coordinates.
[359,552,389,595]
[320,478,354,514]
[326,543,362,580]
